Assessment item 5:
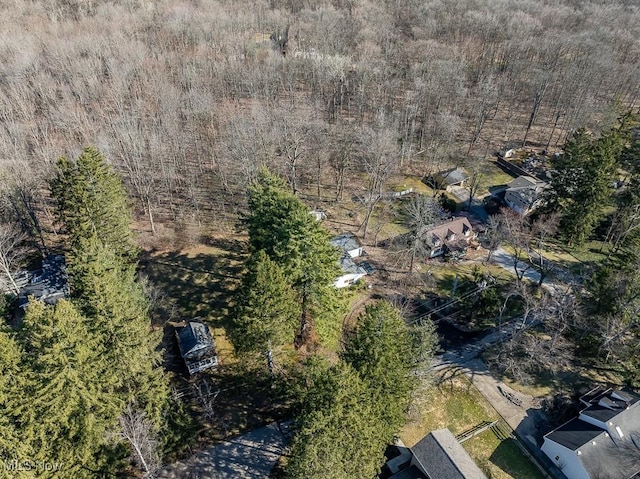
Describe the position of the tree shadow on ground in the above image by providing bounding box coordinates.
[488,436,547,478]
[140,243,245,329]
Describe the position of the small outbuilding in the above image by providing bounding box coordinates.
[330,232,364,258]
[333,254,368,288]
[175,320,219,375]
[427,167,470,191]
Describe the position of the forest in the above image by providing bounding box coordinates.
[1,0,640,478]
[0,0,638,241]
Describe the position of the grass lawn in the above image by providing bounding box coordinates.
[402,374,544,479]
[477,161,517,195]
[427,261,510,296]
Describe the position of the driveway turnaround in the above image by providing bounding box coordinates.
[156,421,288,479]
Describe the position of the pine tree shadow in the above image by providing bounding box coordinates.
[140,242,246,330]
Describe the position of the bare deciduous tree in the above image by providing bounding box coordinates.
[405,194,442,273]
[117,404,161,477]
[0,221,27,295]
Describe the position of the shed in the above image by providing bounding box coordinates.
[429,167,470,191]
[331,232,364,258]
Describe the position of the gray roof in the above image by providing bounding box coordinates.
[581,389,640,423]
[435,167,469,186]
[505,176,547,209]
[545,389,640,479]
[338,255,367,275]
[331,233,362,253]
[411,429,487,479]
[578,436,640,479]
[507,175,541,189]
[545,418,604,450]
[176,321,215,360]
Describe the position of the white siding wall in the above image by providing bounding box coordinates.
[333,273,365,288]
[541,439,590,479]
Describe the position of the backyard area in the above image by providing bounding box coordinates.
[401,374,545,479]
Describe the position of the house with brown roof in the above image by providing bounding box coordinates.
[420,217,476,259]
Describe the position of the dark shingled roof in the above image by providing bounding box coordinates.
[330,233,363,254]
[411,429,487,479]
[390,465,428,479]
[176,322,214,360]
[545,418,604,450]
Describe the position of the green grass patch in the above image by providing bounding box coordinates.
[465,433,544,479]
[477,161,517,195]
[402,374,544,479]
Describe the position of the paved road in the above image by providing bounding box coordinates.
[156,422,289,479]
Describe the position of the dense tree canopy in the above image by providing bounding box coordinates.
[549,127,622,245]
[50,147,138,262]
[230,249,301,372]
[0,149,170,477]
[244,167,344,348]
[343,301,436,440]
[286,302,437,478]
[286,361,386,479]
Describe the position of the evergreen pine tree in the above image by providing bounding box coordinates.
[17,300,122,478]
[230,250,300,373]
[286,361,384,479]
[550,126,622,245]
[0,327,28,479]
[244,167,344,348]
[50,146,137,262]
[342,301,433,440]
[70,238,168,426]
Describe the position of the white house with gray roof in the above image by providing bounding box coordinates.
[504,176,547,216]
[541,388,640,479]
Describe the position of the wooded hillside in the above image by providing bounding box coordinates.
[1,0,638,242]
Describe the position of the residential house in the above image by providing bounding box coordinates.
[330,232,364,258]
[541,387,640,479]
[331,232,369,287]
[420,217,476,259]
[175,320,219,375]
[333,254,368,288]
[428,167,469,191]
[503,176,547,215]
[383,429,487,479]
[17,254,69,309]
